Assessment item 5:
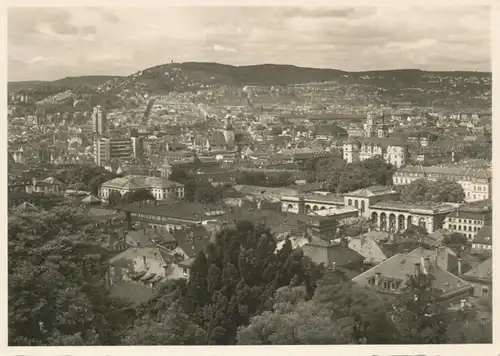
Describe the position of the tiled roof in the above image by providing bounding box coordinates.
[348,237,388,264]
[302,241,364,267]
[370,200,457,214]
[102,175,183,190]
[119,200,226,221]
[109,246,173,266]
[463,257,492,280]
[397,165,491,179]
[472,226,492,245]
[173,226,212,258]
[352,248,471,295]
[345,185,397,198]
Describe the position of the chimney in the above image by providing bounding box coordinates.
[374,272,381,286]
[414,263,421,275]
[458,258,462,276]
[331,262,336,271]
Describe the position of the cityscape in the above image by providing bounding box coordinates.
[7,6,493,347]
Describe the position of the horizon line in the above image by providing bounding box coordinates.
[8,61,492,83]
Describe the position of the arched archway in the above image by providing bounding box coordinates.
[361,200,366,213]
[313,205,318,211]
[418,218,426,230]
[389,214,396,232]
[320,206,326,210]
[354,200,359,209]
[348,199,352,206]
[371,212,378,223]
[380,213,387,231]
[407,215,413,228]
[305,204,311,213]
[398,214,405,231]
[287,204,293,212]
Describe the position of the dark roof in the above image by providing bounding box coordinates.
[463,257,492,281]
[118,200,226,222]
[174,226,211,258]
[472,226,492,245]
[301,241,364,267]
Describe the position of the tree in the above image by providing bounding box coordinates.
[399,178,465,203]
[442,232,471,257]
[391,272,449,344]
[182,222,324,345]
[8,205,132,346]
[338,217,375,237]
[361,156,395,186]
[107,191,122,207]
[122,188,155,203]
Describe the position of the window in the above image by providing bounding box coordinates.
[482,288,489,297]
[390,282,396,291]
[182,268,189,276]
[458,225,462,231]
[383,281,388,289]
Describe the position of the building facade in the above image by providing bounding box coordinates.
[369,201,457,234]
[100,175,185,202]
[393,165,491,202]
[93,137,134,166]
[443,202,492,241]
[92,105,107,135]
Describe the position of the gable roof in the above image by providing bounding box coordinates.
[301,240,364,268]
[463,257,492,281]
[109,246,173,267]
[352,248,471,296]
[348,237,388,264]
[472,226,492,245]
[344,185,397,198]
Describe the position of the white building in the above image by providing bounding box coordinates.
[100,175,184,202]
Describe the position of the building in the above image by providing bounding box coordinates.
[343,185,399,219]
[119,200,226,233]
[351,247,473,304]
[369,201,457,234]
[471,226,492,251]
[393,165,491,202]
[93,137,134,166]
[92,105,107,135]
[443,201,492,241]
[461,257,492,298]
[281,193,345,214]
[301,238,364,270]
[343,113,408,168]
[100,175,184,202]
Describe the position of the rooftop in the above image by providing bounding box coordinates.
[371,200,457,214]
[102,175,183,190]
[345,185,398,198]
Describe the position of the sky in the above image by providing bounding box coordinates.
[8,6,491,81]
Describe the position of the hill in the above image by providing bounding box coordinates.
[8,75,124,93]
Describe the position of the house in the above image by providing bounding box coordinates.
[108,244,190,293]
[444,201,492,242]
[99,175,185,202]
[471,226,492,251]
[351,247,473,305]
[125,227,177,250]
[348,236,388,265]
[461,257,492,298]
[301,238,364,270]
[172,226,213,259]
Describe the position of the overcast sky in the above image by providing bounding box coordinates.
[8,6,491,81]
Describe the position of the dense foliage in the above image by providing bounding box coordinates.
[314,156,395,193]
[397,178,465,203]
[8,207,491,346]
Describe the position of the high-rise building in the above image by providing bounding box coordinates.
[92,105,107,135]
[93,137,134,166]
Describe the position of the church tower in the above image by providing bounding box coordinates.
[223,110,236,149]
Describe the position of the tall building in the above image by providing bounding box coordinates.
[93,137,134,166]
[92,105,107,135]
[223,111,236,149]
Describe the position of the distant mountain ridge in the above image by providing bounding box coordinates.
[8,75,124,93]
[9,62,490,92]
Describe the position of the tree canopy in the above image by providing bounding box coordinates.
[398,178,465,203]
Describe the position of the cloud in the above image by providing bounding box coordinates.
[213,44,237,53]
[7,6,491,81]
